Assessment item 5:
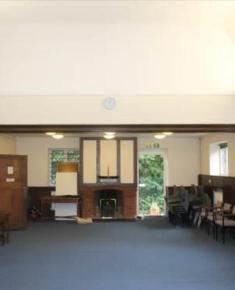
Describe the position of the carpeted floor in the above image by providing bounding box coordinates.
[1,217,235,290]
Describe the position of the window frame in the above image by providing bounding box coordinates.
[209,142,228,176]
[218,143,228,176]
[48,148,79,186]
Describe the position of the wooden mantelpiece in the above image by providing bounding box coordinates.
[80,185,137,219]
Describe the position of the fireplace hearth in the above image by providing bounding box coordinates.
[95,189,122,218]
[80,185,137,219]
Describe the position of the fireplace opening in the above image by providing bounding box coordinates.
[95,189,122,218]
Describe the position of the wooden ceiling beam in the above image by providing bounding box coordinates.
[0,124,235,134]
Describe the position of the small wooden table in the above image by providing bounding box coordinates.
[40,196,81,219]
[0,213,10,246]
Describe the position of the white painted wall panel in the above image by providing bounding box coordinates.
[138,137,200,186]
[16,136,79,186]
[120,140,134,183]
[0,134,16,154]
[100,140,117,176]
[83,140,97,183]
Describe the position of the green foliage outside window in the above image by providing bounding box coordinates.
[49,149,79,186]
[139,154,164,215]
[67,150,80,161]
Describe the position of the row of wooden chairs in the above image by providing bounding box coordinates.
[200,203,235,243]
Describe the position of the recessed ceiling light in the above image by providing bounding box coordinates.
[104,132,116,139]
[163,132,173,136]
[46,132,56,136]
[104,134,115,139]
[52,134,64,139]
[154,134,166,140]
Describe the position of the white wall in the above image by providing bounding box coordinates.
[138,137,200,186]
[1,95,235,125]
[200,133,235,176]
[16,135,200,187]
[16,136,79,186]
[0,134,16,154]
[0,1,235,124]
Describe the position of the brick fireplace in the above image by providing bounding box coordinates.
[80,185,137,219]
[79,137,137,219]
[95,189,122,218]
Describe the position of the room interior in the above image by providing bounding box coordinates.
[1,128,235,224]
[0,1,235,290]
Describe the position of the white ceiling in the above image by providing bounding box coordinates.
[0,1,234,96]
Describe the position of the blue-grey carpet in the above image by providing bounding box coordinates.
[1,217,235,290]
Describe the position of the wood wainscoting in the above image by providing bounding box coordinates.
[28,186,55,210]
[198,174,235,203]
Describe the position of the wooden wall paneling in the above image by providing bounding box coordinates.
[27,186,55,211]
[0,155,27,229]
[198,174,235,203]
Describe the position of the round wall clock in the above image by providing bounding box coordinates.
[102,97,116,110]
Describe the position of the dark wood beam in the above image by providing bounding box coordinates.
[0,124,235,133]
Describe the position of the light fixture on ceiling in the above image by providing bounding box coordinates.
[154,134,166,140]
[52,133,64,140]
[46,132,56,136]
[104,132,116,139]
[103,97,116,110]
[163,132,173,136]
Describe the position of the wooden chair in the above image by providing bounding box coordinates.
[214,205,235,243]
[203,203,232,235]
[0,213,10,246]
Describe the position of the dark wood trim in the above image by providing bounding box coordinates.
[79,137,137,187]
[97,139,100,182]
[133,137,138,186]
[2,124,235,133]
[79,138,84,188]
[117,139,121,184]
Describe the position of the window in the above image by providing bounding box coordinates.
[49,148,79,186]
[209,142,228,176]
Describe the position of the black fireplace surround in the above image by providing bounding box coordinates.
[95,189,123,218]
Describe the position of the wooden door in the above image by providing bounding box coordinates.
[0,155,27,229]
